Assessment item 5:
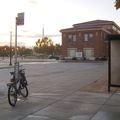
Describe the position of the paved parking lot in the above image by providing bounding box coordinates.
[0,60,120,120]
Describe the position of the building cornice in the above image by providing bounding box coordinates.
[60,27,111,34]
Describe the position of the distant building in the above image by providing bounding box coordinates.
[60,20,120,59]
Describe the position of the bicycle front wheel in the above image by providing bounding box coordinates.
[19,83,28,97]
[8,85,17,107]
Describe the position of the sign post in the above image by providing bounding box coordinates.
[9,27,12,66]
[15,12,24,81]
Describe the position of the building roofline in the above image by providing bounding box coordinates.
[73,20,120,31]
[60,27,110,34]
[60,20,120,33]
[73,20,113,26]
[60,26,101,32]
[102,28,111,34]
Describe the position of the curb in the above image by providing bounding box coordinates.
[0,65,23,69]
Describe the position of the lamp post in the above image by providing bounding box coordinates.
[3,47,6,60]
[2,49,4,60]
[9,28,12,66]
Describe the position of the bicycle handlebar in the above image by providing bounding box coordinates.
[10,69,25,75]
[19,69,25,72]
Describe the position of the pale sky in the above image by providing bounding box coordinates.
[0,0,120,47]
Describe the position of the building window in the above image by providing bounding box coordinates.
[84,34,93,41]
[73,35,76,42]
[68,35,72,41]
[83,48,94,58]
[68,35,76,42]
[84,34,88,41]
[67,48,77,57]
[89,34,93,41]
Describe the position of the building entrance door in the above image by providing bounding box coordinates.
[67,48,77,58]
[83,48,94,59]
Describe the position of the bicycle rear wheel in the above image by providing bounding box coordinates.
[19,83,28,97]
[8,85,17,107]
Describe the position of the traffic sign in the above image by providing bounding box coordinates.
[17,12,24,25]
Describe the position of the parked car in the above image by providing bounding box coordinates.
[48,55,59,60]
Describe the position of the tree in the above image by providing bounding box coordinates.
[19,47,32,56]
[115,0,120,9]
[34,37,55,54]
[0,46,32,57]
[54,43,61,55]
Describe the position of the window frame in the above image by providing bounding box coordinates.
[68,34,77,42]
[68,35,72,42]
[89,34,93,41]
[84,33,93,41]
[73,35,76,42]
[84,34,89,41]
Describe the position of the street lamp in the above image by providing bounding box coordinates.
[9,28,12,66]
[2,49,4,60]
[2,47,6,60]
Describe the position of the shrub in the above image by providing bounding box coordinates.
[72,57,77,60]
[83,57,86,60]
[95,57,100,61]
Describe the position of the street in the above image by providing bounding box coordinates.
[1,61,118,120]
[0,61,107,100]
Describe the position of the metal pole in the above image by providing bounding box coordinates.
[9,28,12,66]
[15,17,19,81]
[108,38,111,92]
[2,49,4,60]
[15,17,17,63]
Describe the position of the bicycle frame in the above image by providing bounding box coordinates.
[7,69,28,107]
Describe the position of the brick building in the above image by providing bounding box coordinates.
[60,20,120,59]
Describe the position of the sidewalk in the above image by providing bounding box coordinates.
[0,58,58,69]
[0,60,120,120]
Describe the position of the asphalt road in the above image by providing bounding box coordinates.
[1,61,115,120]
[0,61,107,99]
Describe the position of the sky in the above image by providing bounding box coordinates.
[0,0,120,48]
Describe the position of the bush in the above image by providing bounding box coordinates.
[72,57,77,60]
[100,57,107,61]
[95,57,100,61]
[83,57,86,60]
[95,56,107,61]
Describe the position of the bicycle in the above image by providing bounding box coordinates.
[7,69,28,107]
